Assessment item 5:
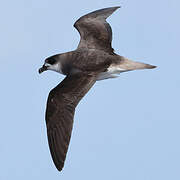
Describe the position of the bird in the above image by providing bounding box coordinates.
[39,6,156,171]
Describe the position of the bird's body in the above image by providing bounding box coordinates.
[43,48,155,80]
[39,6,156,171]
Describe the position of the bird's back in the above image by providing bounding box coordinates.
[63,48,117,74]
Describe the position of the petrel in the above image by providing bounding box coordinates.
[39,6,156,171]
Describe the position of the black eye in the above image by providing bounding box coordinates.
[46,57,56,65]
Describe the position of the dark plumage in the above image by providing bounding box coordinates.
[39,6,156,171]
[46,73,96,171]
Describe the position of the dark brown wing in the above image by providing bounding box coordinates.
[45,73,96,171]
[74,6,120,54]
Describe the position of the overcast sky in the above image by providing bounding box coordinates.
[0,0,180,179]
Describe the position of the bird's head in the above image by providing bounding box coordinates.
[39,56,61,74]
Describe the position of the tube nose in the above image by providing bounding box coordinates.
[38,65,47,74]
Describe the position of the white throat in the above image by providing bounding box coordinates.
[45,63,63,74]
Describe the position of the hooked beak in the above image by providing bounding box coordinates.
[38,65,47,74]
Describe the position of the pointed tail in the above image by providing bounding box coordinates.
[118,57,157,71]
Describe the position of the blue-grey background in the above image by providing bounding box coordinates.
[1,0,179,179]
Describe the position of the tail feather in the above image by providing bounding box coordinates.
[118,57,157,71]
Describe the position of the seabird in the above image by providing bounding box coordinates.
[39,6,156,171]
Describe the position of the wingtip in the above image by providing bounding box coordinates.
[107,6,121,10]
[113,6,121,9]
[57,167,63,172]
[55,164,64,172]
